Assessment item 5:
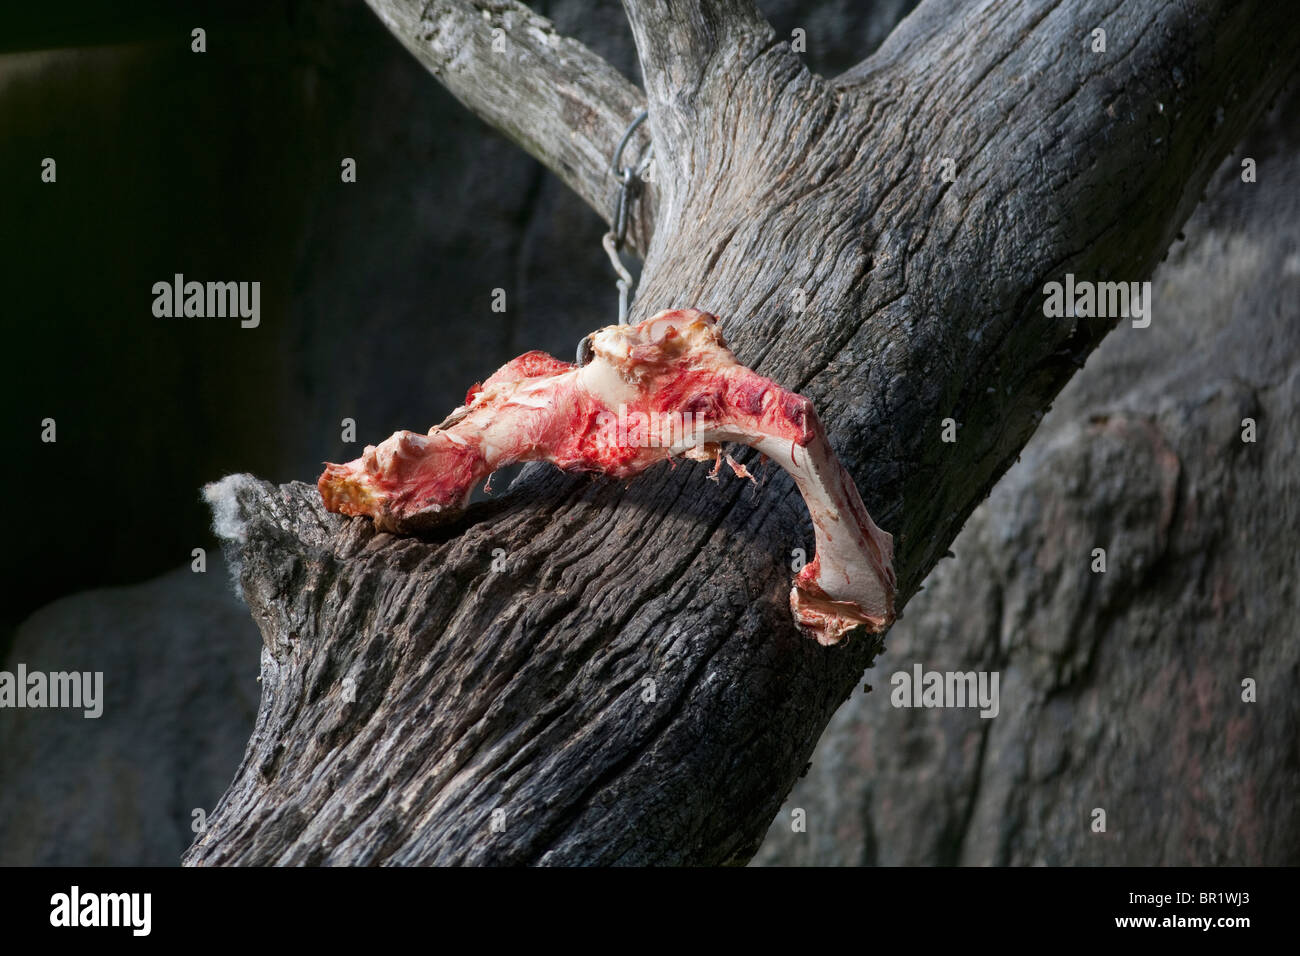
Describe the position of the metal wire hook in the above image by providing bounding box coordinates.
[610,109,648,178]
[577,110,653,364]
[610,109,649,254]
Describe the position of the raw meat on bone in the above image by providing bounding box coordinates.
[318,309,895,644]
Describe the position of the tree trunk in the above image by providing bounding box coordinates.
[184,0,1300,865]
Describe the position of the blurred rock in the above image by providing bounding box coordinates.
[0,555,261,865]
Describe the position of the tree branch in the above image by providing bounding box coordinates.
[188,0,1300,866]
[619,0,774,103]
[365,0,656,252]
[619,0,780,198]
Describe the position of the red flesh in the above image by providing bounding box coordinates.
[319,309,895,643]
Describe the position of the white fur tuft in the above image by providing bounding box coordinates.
[203,473,258,544]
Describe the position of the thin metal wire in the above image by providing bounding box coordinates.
[580,110,653,362]
[610,174,635,251]
[610,111,652,321]
[603,232,634,324]
[608,109,650,258]
[610,109,648,177]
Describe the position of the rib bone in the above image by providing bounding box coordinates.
[319,309,895,643]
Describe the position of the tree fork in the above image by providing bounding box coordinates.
[185,0,1300,865]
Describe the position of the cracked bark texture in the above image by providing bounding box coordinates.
[185,0,1300,865]
[756,88,1300,864]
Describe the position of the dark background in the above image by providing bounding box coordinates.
[2,0,1295,866]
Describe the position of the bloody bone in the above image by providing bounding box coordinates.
[319,309,895,643]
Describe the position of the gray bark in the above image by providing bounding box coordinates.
[756,88,1300,863]
[186,0,1300,865]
